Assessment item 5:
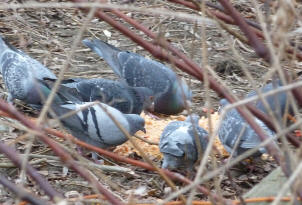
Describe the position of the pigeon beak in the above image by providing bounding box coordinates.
[142,127,146,133]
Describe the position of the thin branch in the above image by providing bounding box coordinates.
[133,134,159,145]
[94,103,187,204]
[76,0,287,178]
[0,100,123,205]
[0,142,63,202]
[0,176,50,205]
[107,5,301,149]
[168,0,262,30]
[218,0,270,61]
[0,104,234,204]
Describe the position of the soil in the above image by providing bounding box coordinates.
[0,0,301,204]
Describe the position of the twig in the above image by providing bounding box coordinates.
[168,0,262,30]
[76,0,293,187]
[133,134,159,145]
[46,125,233,204]
[80,161,136,175]
[111,0,302,199]
[0,176,50,205]
[0,142,64,202]
[0,100,123,205]
[135,196,296,204]
[93,102,187,204]
[0,158,47,168]
[170,0,302,57]
[107,5,301,150]
[218,0,270,61]
[271,161,302,205]
[0,105,233,204]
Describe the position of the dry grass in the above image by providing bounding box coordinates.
[0,0,302,204]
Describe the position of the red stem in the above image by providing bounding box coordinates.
[0,109,231,204]
[218,0,270,61]
[170,0,302,60]
[72,0,286,167]
[0,142,63,202]
[0,100,123,205]
[46,128,231,204]
[0,176,50,205]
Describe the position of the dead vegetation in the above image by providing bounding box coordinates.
[0,0,302,204]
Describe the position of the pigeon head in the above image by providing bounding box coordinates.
[161,153,195,170]
[124,114,146,134]
[133,87,155,112]
[160,125,200,170]
[185,114,200,124]
[90,85,106,102]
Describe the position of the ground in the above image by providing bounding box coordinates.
[0,0,301,204]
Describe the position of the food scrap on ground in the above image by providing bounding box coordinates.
[114,112,229,158]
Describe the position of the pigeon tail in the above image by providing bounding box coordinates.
[82,39,122,76]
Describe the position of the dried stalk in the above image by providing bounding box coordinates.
[0,105,232,204]
[70,0,302,201]
[0,176,50,205]
[0,142,63,202]
[108,5,301,149]
[0,100,123,205]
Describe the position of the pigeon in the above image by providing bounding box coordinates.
[0,36,57,106]
[60,78,154,114]
[218,99,276,157]
[246,79,292,123]
[52,101,146,148]
[159,114,208,170]
[82,38,192,115]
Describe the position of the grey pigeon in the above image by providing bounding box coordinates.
[218,80,292,157]
[218,99,276,157]
[52,102,146,148]
[82,38,192,115]
[159,114,208,170]
[0,36,57,106]
[60,78,154,114]
[246,79,292,123]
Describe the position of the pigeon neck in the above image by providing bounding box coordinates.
[124,114,145,135]
[132,87,154,112]
[156,82,187,114]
